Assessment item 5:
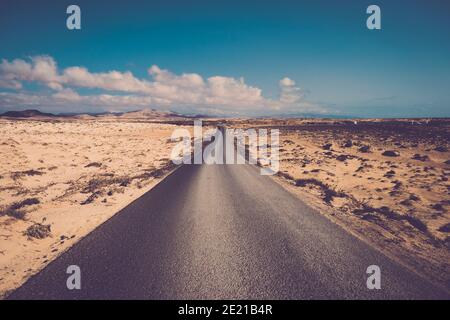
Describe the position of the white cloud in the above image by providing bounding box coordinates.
[0,56,62,90]
[62,67,151,93]
[52,88,82,102]
[0,55,323,115]
[279,77,304,105]
[0,79,22,89]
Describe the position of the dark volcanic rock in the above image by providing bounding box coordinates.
[358,145,370,153]
[411,154,429,161]
[322,143,332,150]
[434,146,448,153]
[336,154,349,162]
[342,140,353,148]
[439,223,450,233]
[384,170,396,178]
[382,150,400,157]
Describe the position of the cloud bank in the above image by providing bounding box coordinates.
[0,55,322,115]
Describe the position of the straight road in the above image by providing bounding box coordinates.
[8,141,450,299]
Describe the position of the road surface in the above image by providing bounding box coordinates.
[8,137,450,299]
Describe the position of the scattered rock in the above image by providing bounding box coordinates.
[358,145,370,153]
[322,143,332,150]
[336,154,348,162]
[438,223,450,233]
[382,150,400,157]
[342,140,353,148]
[411,154,429,161]
[119,179,130,187]
[399,199,412,207]
[431,203,445,211]
[84,162,102,168]
[434,146,448,152]
[393,181,402,190]
[283,139,295,145]
[384,170,396,178]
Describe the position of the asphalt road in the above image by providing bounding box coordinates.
[8,138,450,299]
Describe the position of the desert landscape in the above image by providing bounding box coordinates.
[0,111,196,297]
[231,118,450,288]
[0,111,449,297]
[1,0,449,303]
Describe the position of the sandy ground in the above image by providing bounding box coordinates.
[1,116,449,296]
[231,118,450,289]
[0,119,188,297]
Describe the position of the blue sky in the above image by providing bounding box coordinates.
[0,0,449,117]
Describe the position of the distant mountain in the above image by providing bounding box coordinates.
[0,109,56,118]
[0,108,196,120]
[116,109,174,118]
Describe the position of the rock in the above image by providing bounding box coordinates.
[384,170,396,178]
[84,162,102,168]
[434,146,448,152]
[382,150,400,157]
[358,145,370,153]
[336,155,348,162]
[431,203,444,211]
[438,223,450,233]
[399,199,412,206]
[322,143,332,150]
[411,154,429,161]
[342,140,353,148]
